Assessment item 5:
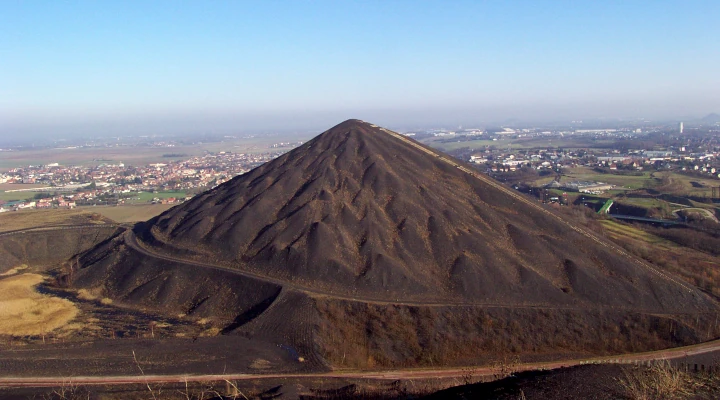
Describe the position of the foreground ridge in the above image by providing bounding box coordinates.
[3,336,720,387]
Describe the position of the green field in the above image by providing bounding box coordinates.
[531,170,654,191]
[1,190,189,205]
[0,192,36,202]
[616,197,668,209]
[598,219,674,246]
[560,167,654,190]
[0,184,52,202]
[658,172,719,198]
[688,199,720,209]
[533,167,719,197]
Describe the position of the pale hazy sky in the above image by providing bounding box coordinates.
[1,0,719,138]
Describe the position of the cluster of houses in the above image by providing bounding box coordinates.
[0,187,196,213]
[470,148,581,172]
[545,180,615,194]
[154,197,181,205]
[595,151,720,177]
[0,195,77,213]
[469,147,720,178]
[0,150,291,213]
[0,150,285,194]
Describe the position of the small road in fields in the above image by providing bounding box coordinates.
[672,207,720,223]
[0,223,123,237]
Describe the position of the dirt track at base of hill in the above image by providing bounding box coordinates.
[2,336,720,388]
[4,223,715,317]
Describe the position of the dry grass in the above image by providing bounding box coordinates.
[76,288,114,304]
[619,361,690,399]
[76,288,99,301]
[41,379,91,400]
[0,208,112,232]
[599,218,720,297]
[599,220,672,246]
[0,263,29,276]
[249,359,272,370]
[92,204,175,223]
[657,172,719,197]
[0,273,79,336]
[200,327,222,336]
[315,297,704,369]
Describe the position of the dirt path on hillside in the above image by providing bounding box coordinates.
[126,229,711,316]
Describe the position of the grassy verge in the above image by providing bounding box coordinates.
[0,209,113,232]
[561,167,654,189]
[91,204,175,223]
[620,361,720,399]
[0,191,36,202]
[599,218,720,296]
[599,220,672,246]
[0,273,79,336]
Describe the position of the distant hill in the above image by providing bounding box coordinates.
[701,113,720,123]
[70,119,720,368]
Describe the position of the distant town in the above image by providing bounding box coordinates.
[2,118,719,212]
[0,146,301,211]
[414,121,720,200]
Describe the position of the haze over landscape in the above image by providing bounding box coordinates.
[3,1,720,399]
[2,0,719,139]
